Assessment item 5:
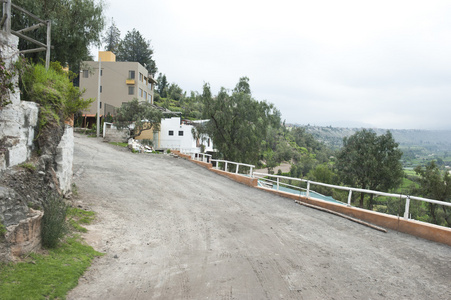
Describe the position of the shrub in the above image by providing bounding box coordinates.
[0,222,6,237]
[17,60,94,132]
[41,193,69,248]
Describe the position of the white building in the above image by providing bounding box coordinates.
[159,117,214,153]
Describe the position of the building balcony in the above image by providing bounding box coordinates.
[126,79,135,85]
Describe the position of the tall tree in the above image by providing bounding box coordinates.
[156,74,168,97]
[11,0,105,73]
[200,77,281,165]
[336,129,404,209]
[414,161,451,227]
[116,29,157,75]
[103,18,121,53]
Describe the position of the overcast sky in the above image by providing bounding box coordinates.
[97,0,451,130]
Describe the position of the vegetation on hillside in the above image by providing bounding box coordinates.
[11,0,105,74]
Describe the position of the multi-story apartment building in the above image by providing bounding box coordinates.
[79,51,156,123]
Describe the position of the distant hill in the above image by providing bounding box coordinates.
[291,125,451,152]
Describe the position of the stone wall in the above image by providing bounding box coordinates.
[1,30,74,261]
[1,32,39,171]
[56,126,74,194]
[104,124,129,143]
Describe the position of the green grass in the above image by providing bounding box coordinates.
[109,142,128,147]
[0,236,103,300]
[67,207,96,233]
[0,207,102,299]
[404,169,418,177]
[19,163,36,171]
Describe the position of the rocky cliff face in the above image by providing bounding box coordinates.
[0,31,74,261]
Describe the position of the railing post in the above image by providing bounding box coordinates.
[3,0,11,33]
[306,181,310,198]
[347,190,352,206]
[235,163,239,174]
[404,196,411,219]
[45,20,51,70]
[276,177,279,191]
[225,161,228,172]
[250,166,253,177]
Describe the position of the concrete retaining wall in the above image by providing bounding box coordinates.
[258,187,451,247]
[177,151,451,247]
[172,150,258,187]
[104,127,129,143]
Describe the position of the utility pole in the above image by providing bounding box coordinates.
[97,57,101,137]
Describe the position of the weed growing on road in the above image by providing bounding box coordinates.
[67,207,95,233]
[0,236,103,300]
[109,142,128,147]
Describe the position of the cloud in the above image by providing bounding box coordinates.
[100,0,451,129]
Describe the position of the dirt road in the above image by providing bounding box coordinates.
[68,134,451,299]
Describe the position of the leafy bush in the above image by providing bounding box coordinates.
[17,60,94,132]
[41,193,69,248]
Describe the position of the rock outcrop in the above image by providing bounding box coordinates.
[0,30,74,261]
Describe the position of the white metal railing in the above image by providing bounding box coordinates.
[179,149,212,163]
[191,152,212,163]
[211,159,255,176]
[253,172,451,221]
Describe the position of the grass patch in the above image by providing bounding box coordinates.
[18,163,36,171]
[67,208,95,233]
[0,236,103,300]
[109,142,128,147]
[0,206,102,299]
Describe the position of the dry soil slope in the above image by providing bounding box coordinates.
[68,134,451,300]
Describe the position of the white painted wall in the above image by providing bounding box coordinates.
[159,117,214,153]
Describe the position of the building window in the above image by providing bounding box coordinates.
[100,69,103,76]
[128,86,134,95]
[139,88,143,97]
[128,70,135,79]
[169,130,174,136]
[144,91,147,100]
[208,138,210,147]
[178,131,184,136]
[83,70,89,78]
[100,102,102,109]
[100,86,102,93]
[139,73,143,82]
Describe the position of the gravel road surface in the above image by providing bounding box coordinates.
[67,134,451,299]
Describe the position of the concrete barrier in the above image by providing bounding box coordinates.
[176,151,451,247]
[258,187,451,247]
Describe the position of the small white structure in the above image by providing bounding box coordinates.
[160,117,214,153]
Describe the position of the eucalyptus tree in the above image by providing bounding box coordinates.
[414,161,451,226]
[336,129,404,209]
[200,77,281,166]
